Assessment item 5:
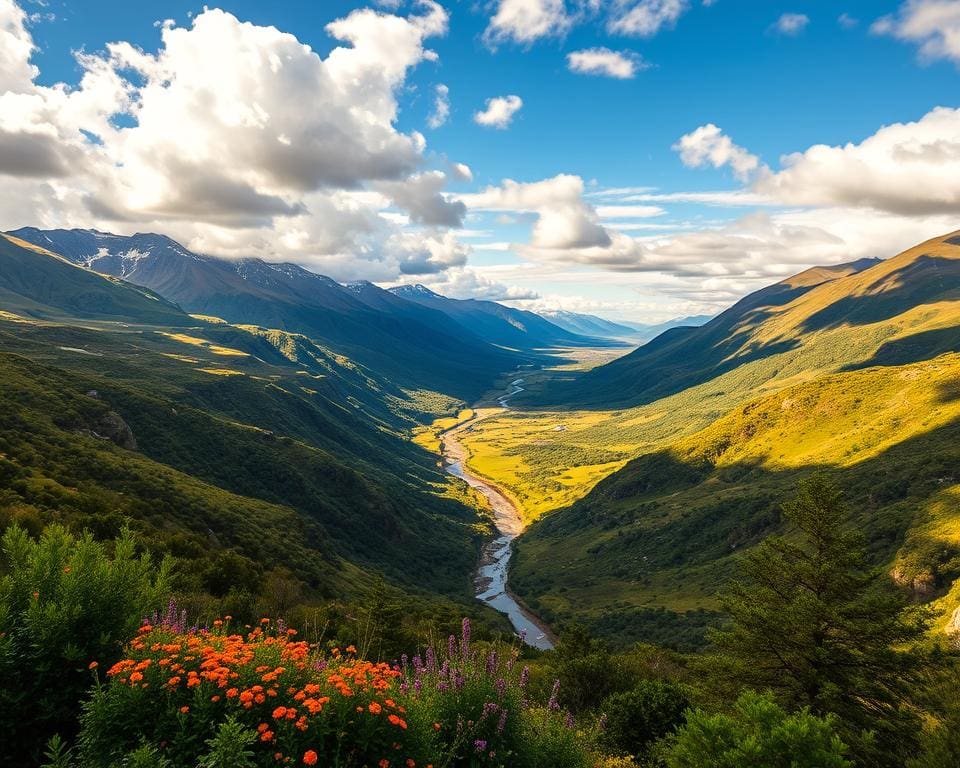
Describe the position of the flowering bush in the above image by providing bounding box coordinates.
[76,614,596,768]
[0,524,170,765]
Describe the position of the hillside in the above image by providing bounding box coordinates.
[8,228,522,400]
[512,352,960,649]
[0,237,515,627]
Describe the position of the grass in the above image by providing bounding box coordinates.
[507,352,960,648]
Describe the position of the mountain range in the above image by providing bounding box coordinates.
[9,228,612,400]
[537,309,713,341]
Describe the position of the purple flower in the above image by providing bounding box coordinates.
[454,670,464,691]
[565,711,575,729]
[448,634,457,661]
[401,653,408,672]
[485,650,497,676]
[474,740,487,753]
[414,679,422,694]
[461,617,471,659]
[496,677,506,701]
[482,702,498,719]
[425,647,436,673]
[548,679,561,711]
[519,666,530,690]
[497,709,508,734]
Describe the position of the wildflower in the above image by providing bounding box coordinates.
[303,751,318,765]
[88,661,98,670]
[379,761,389,768]
[406,760,415,767]
[369,701,383,715]
[474,740,487,753]
[273,706,288,720]
[179,706,189,714]
[548,679,561,711]
[461,618,471,659]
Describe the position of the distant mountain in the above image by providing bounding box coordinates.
[626,314,714,341]
[9,228,520,399]
[0,233,190,326]
[536,310,640,339]
[390,284,614,350]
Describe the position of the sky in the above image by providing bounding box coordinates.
[1,0,959,322]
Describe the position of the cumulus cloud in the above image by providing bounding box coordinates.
[673,124,763,181]
[566,47,646,78]
[0,0,489,283]
[462,174,611,249]
[872,0,960,65]
[755,106,960,215]
[607,0,689,37]
[838,12,859,29]
[482,0,573,47]
[473,94,523,129]
[399,266,541,300]
[376,171,466,227]
[427,83,450,128]
[770,12,810,36]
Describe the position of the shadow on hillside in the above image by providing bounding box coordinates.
[802,256,959,333]
[845,325,960,371]
[516,412,960,649]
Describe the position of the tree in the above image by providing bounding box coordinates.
[665,690,851,768]
[702,476,930,766]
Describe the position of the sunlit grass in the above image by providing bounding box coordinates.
[160,332,250,357]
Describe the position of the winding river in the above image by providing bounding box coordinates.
[440,379,556,650]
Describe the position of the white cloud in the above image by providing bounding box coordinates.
[595,204,665,218]
[673,124,762,181]
[607,0,689,37]
[483,0,572,47]
[462,174,611,249]
[473,94,523,129]
[771,12,810,36]
[395,266,540,300]
[872,0,960,65]
[566,47,647,78]
[756,106,960,215]
[450,162,473,182]
[427,83,449,128]
[0,0,488,283]
[376,170,466,227]
[838,12,859,29]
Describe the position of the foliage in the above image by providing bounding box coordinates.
[599,680,689,760]
[703,476,930,766]
[663,690,851,768]
[0,524,171,765]
[77,616,596,768]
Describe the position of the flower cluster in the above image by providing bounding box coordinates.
[93,618,420,767]
[81,615,592,768]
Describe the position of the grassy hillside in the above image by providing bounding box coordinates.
[0,237,520,636]
[511,353,960,649]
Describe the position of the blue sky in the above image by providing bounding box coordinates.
[4,0,960,320]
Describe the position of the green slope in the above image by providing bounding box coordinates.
[512,353,960,650]
[0,234,189,326]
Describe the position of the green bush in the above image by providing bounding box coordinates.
[664,691,851,768]
[0,524,171,764]
[600,680,689,759]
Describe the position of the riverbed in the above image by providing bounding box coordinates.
[440,379,555,650]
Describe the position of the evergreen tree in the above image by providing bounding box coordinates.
[703,476,929,767]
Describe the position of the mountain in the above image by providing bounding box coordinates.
[8,228,521,400]
[508,233,960,649]
[0,233,190,326]
[0,236,517,627]
[535,247,960,408]
[625,314,714,341]
[536,310,641,339]
[389,284,614,350]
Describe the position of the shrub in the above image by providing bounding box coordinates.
[600,680,689,759]
[0,524,171,765]
[663,690,851,768]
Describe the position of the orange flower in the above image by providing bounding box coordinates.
[260,730,275,742]
[88,661,98,670]
[179,706,190,714]
[379,761,389,768]
[303,751,318,766]
[368,702,383,715]
[406,761,416,768]
[272,706,288,720]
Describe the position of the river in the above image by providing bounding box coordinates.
[440,378,555,650]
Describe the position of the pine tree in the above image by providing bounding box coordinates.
[703,475,930,767]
